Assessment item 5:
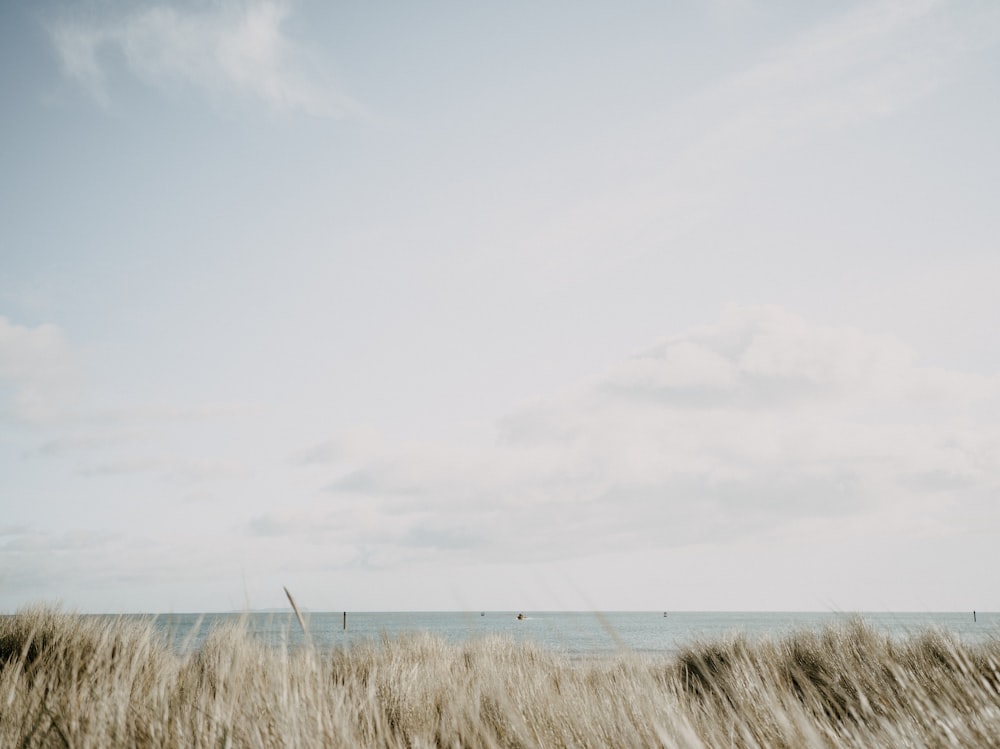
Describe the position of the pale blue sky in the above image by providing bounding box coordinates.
[2,0,999,612]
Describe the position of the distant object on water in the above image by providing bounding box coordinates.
[663,612,668,618]
[517,613,525,620]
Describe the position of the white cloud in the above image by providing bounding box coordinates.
[607,341,739,391]
[0,316,77,423]
[47,1,363,118]
[0,316,70,381]
[283,306,1000,567]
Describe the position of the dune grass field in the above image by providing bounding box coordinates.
[3,606,1000,748]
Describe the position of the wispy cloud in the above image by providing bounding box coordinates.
[26,430,147,458]
[687,0,980,168]
[0,528,233,599]
[1,528,121,554]
[77,455,250,483]
[515,0,998,267]
[47,0,364,118]
[293,426,384,466]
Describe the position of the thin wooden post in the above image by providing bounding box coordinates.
[343,611,347,630]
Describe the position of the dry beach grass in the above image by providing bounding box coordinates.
[3,606,1000,747]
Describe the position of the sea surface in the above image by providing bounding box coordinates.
[145,611,1000,660]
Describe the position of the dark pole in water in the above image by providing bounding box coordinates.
[343,611,347,630]
[974,610,977,622]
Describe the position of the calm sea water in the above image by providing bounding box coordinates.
[144,611,1000,660]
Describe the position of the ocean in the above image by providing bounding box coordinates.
[147,610,1000,659]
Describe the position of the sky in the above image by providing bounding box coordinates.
[1,0,999,614]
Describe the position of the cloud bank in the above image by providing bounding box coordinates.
[47,0,362,117]
[275,306,1000,568]
[5,305,998,609]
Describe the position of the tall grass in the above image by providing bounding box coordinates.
[3,606,1000,747]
